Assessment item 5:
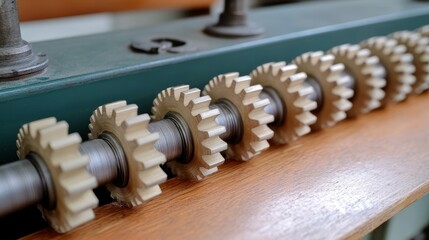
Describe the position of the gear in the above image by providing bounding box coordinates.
[89,101,167,207]
[361,37,416,105]
[390,31,429,94]
[16,118,98,233]
[203,73,274,160]
[418,25,429,37]
[329,44,386,117]
[151,85,227,180]
[292,51,353,130]
[250,62,317,144]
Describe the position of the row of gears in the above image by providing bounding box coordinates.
[1,26,428,233]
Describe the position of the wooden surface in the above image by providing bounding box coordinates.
[26,94,429,239]
[18,0,213,21]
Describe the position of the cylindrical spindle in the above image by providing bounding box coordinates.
[0,0,22,48]
[0,160,44,216]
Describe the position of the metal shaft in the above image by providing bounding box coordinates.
[0,0,22,48]
[260,87,285,126]
[81,139,119,186]
[212,100,244,144]
[0,160,43,216]
[219,0,247,26]
[148,118,184,162]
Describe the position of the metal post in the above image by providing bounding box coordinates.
[0,0,48,79]
[204,0,264,38]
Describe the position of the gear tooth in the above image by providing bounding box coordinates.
[288,72,307,88]
[295,125,311,137]
[202,137,228,156]
[296,111,317,125]
[124,114,150,136]
[222,72,240,87]
[250,106,274,125]
[233,75,252,93]
[334,98,353,112]
[319,54,335,70]
[252,125,274,141]
[329,63,345,77]
[69,190,98,211]
[138,185,163,202]
[112,104,138,126]
[189,95,211,115]
[269,61,286,75]
[179,88,200,106]
[295,97,317,112]
[28,118,57,138]
[38,121,69,147]
[103,101,127,117]
[331,111,347,122]
[250,140,270,154]
[280,64,299,80]
[199,166,218,178]
[61,168,97,196]
[139,167,167,188]
[202,152,225,168]
[242,84,263,104]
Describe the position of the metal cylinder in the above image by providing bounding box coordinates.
[148,118,184,162]
[303,76,324,113]
[0,160,44,216]
[260,87,285,126]
[0,0,49,79]
[212,100,243,144]
[219,0,247,26]
[0,0,22,48]
[80,139,119,186]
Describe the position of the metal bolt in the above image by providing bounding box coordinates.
[0,0,48,79]
[204,0,264,38]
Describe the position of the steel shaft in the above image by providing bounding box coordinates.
[0,160,44,216]
[0,0,22,48]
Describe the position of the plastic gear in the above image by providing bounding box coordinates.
[292,51,353,130]
[89,101,167,207]
[151,85,227,180]
[361,37,416,105]
[250,62,317,144]
[203,73,274,160]
[390,31,429,94]
[329,44,386,117]
[16,118,98,233]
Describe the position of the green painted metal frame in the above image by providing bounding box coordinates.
[0,0,428,163]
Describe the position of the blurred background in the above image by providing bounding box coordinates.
[18,0,306,42]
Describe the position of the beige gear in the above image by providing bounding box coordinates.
[361,37,416,105]
[151,85,227,180]
[89,101,167,207]
[203,73,274,160]
[329,44,386,117]
[418,25,429,37]
[292,51,353,130]
[250,62,317,144]
[390,31,429,94]
[16,118,98,233]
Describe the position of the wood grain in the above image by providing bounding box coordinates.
[26,94,429,240]
[17,0,213,21]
